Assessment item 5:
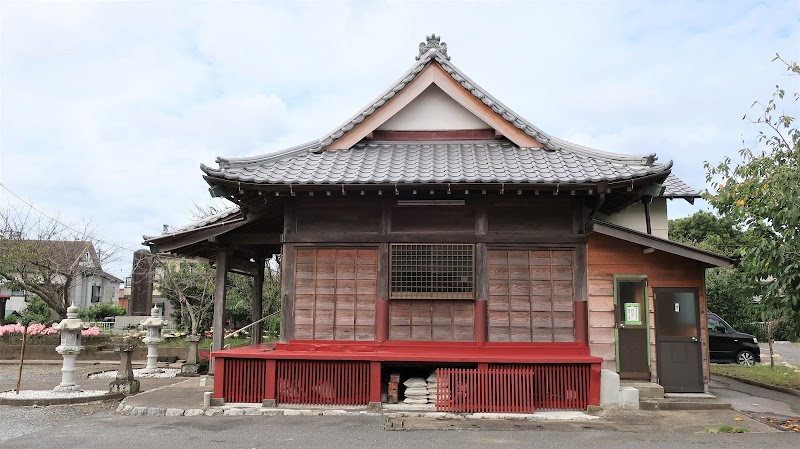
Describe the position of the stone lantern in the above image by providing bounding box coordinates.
[140,305,165,373]
[52,303,88,392]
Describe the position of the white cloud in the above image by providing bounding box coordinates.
[1,0,798,278]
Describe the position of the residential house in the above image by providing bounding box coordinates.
[0,240,122,318]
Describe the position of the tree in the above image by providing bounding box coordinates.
[705,55,800,338]
[155,258,216,337]
[0,205,115,319]
[225,261,282,330]
[155,256,281,337]
[668,211,760,333]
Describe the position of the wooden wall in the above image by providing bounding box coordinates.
[587,233,710,385]
[294,248,377,340]
[487,249,575,342]
[389,299,474,341]
[287,195,585,343]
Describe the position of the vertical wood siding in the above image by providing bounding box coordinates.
[487,249,576,343]
[294,248,377,340]
[389,299,474,341]
[587,233,710,384]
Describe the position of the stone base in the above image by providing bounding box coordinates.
[181,364,201,376]
[109,379,141,395]
[53,385,83,393]
[367,401,383,412]
[262,399,277,407]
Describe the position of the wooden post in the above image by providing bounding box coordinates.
[264,359,277,406]
[209,248,229,375]
[376,243,389,341]
[212,357,226,399]
[574,242,588,345]
[574,301,588,345]
[369,361,382,404]
[474,203,488,343]
[280,199,296,343]
[252,256,265,345]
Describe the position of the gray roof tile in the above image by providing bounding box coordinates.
[201,40,697,195]
[203,141,671,186]
[660,173,701,198]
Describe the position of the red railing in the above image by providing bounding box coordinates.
[492,364,590,410]
[436,364,590,413]
[222,358,269,404]
[276,360,370,406]
[435,367,536,413]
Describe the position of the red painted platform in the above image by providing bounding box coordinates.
[212,340,602,364]
[213,341,602,409]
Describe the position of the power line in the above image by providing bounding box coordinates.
[0,181,141,254]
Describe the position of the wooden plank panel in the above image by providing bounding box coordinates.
[294,247,377,341]
[297,206,381,233]
[389,325,411,340]
[411,325,433,340]
[589,327,615,344]
[391,207,475,232]
[589,312,615,328]
[588,295,614,312]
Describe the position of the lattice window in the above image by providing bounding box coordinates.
[390,244,474,299]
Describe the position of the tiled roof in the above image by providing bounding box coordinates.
[660,173,700,198]
[201,37,681,192]
[143,206,243,242]
[202,141,671,186]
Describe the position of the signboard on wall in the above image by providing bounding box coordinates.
[624,302,642,325]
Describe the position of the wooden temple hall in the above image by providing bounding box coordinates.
[145,35,732,412]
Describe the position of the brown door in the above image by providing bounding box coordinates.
[615,278,650,378]
[653,288,703,393]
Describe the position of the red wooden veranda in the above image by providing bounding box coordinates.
[212,341,602,412]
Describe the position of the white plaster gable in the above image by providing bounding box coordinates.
[377,84,491,131]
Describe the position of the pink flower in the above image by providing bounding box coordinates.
[81,327,101,336]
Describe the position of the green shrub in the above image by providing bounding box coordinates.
[78,303,127,322]
[16,296,53,326]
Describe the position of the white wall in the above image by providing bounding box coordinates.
[596,198,669,239]
[377,84,491,131]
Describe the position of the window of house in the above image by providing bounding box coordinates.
[390,243,474,299]
[124,277,132,288]
[90,285,101,303]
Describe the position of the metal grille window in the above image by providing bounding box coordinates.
[390,244,474,299]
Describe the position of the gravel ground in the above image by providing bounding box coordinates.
[88,368,181,379]
[0,389,108,399]
[0,400,118,445]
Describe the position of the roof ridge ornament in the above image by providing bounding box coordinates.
[416,33,450,61]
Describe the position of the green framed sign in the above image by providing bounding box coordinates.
[624,302,642,325]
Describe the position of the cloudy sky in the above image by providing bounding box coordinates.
[1,1,798,279]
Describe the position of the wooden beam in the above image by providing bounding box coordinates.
[284,232,586,244]
[592,222,733,267]
[151,219,249,253]
[218,233,282,245]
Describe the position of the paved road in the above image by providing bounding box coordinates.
[711,375,800,416]
[2,413,799,449]
[760,341,800,367]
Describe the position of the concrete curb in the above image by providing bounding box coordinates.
[114,400,600,421]
[0,392,124,407]
[714,373,800,398]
